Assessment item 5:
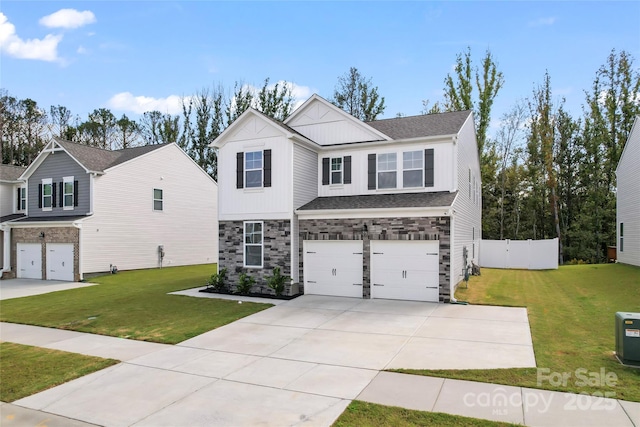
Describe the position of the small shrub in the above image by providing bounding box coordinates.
[567,258,589,265]
[207,267,228,292]
[266,267,290,296]
[236,272,255,295]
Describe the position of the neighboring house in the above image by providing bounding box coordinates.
[0,164,27,270]
[212,94,481,302]
[1,138,218,281]
[616,116,640,267]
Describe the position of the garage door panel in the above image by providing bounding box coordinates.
[304,241,363,298]
[17,243,42,279]
[46,243,74,281]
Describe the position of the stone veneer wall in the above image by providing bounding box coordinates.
[298,216,451,301]
[218,220,296,295]
[8,226,80,281]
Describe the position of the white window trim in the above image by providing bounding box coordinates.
[42,178,52,211]
[18,186,26,211]
[243,221,264,268]
[402,150,424,189]
[330,157,343,185]
[377,152,398,190]
[63,176,74,210]
[153,188,163,212]
[245,151,263,189]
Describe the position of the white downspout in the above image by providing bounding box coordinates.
[1,224,11,275]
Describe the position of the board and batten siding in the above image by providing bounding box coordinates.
[293,144,318,209]
[81,144,218,273]
[451,114,482,288]
[218,135,293,221]
[616,117,640,266]
[27,152,90,217]
[317,139,454,198]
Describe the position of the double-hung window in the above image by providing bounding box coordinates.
[331,157,343,184]
[153,188,163,211]
[403,151,423,188]
[244,221,263,267]
[63,176,74,210]
[620,223,624,252]
[18,187,26,211]
[245,151,263,188]
[42,178,53,211]
[377,153,397,189]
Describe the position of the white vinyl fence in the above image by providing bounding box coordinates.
[479,238,559,270]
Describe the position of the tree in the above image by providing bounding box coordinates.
[114,114,140,149]
[256,79,294,122]
[140,111,180,145]
[78,108,117,149]
[331,67,385,121]
[49,105,73,139]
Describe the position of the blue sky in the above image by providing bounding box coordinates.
[1,1,639,130]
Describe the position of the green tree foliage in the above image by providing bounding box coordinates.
[1,91,48,166]
[115,114,140,149]
[331,67,386,121]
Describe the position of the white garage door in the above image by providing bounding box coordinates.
[371,240,439,302]
[46,243,74,281]
[17,243,42,279]
[303,240,363,298]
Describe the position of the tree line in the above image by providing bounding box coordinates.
[2,51,638,263]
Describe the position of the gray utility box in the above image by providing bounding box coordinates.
[615,312,640,367]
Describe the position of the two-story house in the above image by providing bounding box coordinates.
[616,116,640,267]
[0,164,27,271]
[1,138,218,281]
[213,94,481,302]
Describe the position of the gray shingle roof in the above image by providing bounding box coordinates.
[367,110,472,140]
[0,164,27,181]
[55,139,170,172]
[0,213,26,223]
[297,191,457,211]
[12,215,90,223]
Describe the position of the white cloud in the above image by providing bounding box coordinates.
[0,13,62,61]
[76,45,89,54]
[528,17,556,27]
[39,9,96,29]
[107,92,188,115]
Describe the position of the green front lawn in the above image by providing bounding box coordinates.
[0,342,118,402]
[396,264,640,401]
[333,401,517,427]
[0,264,271,344]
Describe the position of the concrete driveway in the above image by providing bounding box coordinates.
[0,279,96,300]
[13,295,536,426]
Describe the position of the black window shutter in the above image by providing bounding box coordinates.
[74,180,79,206]
[59,182,64,207]
[38,184,42,208]
[263,149,272,187]
[322,158,330,185]
[344,156,352,184]
[52,182,57,207]
[367,154,376,190]
[425,149,434,187]
[236,152,244,189]
[16,188,20,209]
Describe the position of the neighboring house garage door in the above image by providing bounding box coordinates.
[303,240,363,298]
[17,243,42,279]
[46,243,74,281]
[370,240,439,302]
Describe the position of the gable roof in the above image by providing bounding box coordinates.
[297,191,457,211]
[0,164,27,182]
[21,138,171,179]
[367,110,472,140]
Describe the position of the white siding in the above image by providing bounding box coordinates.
[81,144,218,274]
[218,135,293,221]
[318,139,454,197]
[451,115,482,290]
[0,183,14,216]
[617,117,640,266]
[293,144,318,209]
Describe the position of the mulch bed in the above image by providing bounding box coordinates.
[199,287,302,300]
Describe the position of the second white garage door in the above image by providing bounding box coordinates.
[303,240,363,298]
[370,240,440,302]
[46,243,74,281]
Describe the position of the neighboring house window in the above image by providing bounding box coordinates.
[620,223,624,252]
[403,151,423,188]
[244,221,263,268]
[331,157,343,184]
[468,168,472,199]
[17,187,26,211]
[245,151,263,188]
[63,176,74,210]
[377,153,397,189]
[41,178,53,211]
[153,188,163,211]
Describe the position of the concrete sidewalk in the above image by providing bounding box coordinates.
[0,279,97,300]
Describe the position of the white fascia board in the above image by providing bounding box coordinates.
[317,134,455,151]
[617,115,639,174]
[20,139,92,180]
[295,206,453,220]
[289,134,321,152]
[211,109,291,149]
